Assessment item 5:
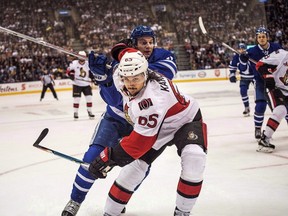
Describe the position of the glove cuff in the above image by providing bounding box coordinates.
[92,73,108,81]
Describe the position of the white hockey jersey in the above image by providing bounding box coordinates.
[114,72,200,159]
[68,60,91,87]
[259,49,288,96]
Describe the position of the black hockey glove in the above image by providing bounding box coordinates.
[229,74,237,83]
[256,62,277,75]
[264,76,276,90]
[88,147,116,179]
[111,38,133,61]
[239,53,249,63]
[66,69,75,80]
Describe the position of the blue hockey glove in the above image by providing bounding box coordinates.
[88,147,116,179]
[88,51,108,82]
[239,53,249,63]
[229,74,237,83]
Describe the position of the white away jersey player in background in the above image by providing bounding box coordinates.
[66,51,95,119]
[88,50,208,216]
[255,49,288,153]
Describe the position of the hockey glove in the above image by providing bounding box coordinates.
[88,147,116,179]
[89,70,98,86]
[264,75,276,90]
[111,38,133,61]
[229,74,237,83]
[66,69,75,80]
[239,53,249,63]
[256,62,277,74]
[88,51,108,82]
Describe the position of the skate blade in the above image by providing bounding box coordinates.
[256,146,274,153]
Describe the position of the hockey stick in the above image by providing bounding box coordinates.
[0,26,86,60]
[198,16,257,64]
[0,26,111,69]
[33,128,90,168]
[75,77,93,83]
[198,17,288,94]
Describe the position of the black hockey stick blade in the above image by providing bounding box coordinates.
[33,128,90,168]
[33,128,49,147]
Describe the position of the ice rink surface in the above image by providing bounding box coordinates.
[0,80,287,216]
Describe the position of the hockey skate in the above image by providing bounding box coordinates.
[88,111,95,119]
[254,127,261,139]
[74,112,79,120]
[103,207,126,215]
[242,107,250,117]
[257,133,275,153]
[62,199,81,216]
[174,207,190,216]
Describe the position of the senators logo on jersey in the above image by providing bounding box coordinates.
[124,103,133,125]
[279,69,288,86]
[138,98,153,110]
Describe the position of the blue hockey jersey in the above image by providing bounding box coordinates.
[239,42,282,81]
[229,53,254,80]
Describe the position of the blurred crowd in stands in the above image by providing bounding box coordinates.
[0,0,287,83]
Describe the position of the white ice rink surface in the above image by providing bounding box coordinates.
[0,80,287,216]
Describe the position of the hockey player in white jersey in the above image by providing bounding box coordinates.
[66,51,95,119]
[88,49,208,216]
[255,49,288,153]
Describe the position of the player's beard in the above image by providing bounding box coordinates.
[127,87,139,96]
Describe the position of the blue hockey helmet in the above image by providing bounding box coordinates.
[130,25,156,45]
[256,26,269,36]
[238,43,246,49]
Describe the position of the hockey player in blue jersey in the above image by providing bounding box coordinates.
[62,25,177,216]
[229,43,254,116]
[238,27,282,139]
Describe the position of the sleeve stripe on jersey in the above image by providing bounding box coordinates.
[165,100,190,118]
[120,131,157,159]
[157,60,177,77]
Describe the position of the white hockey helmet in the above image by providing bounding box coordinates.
[118,50,148,77]
[78,51,87,57]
